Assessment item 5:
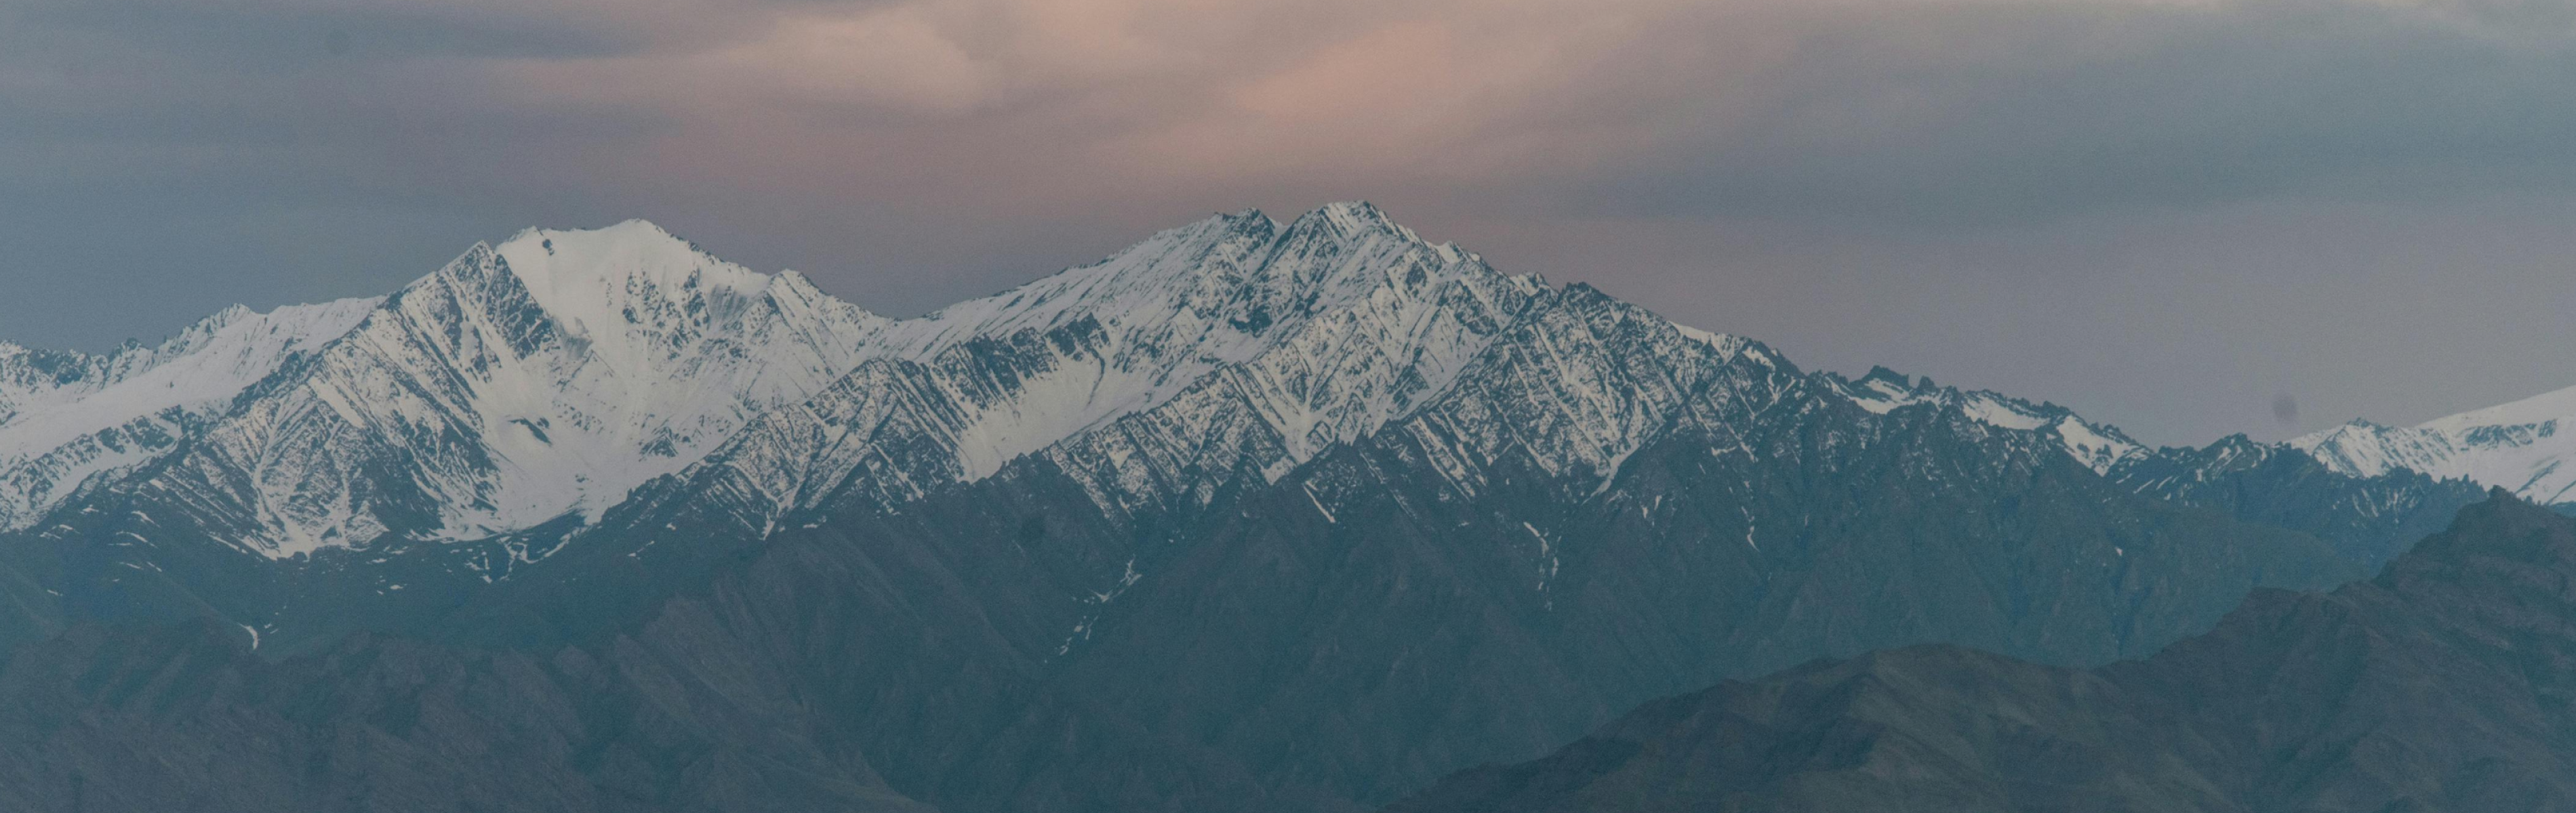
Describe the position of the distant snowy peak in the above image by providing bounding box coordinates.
[487,221,880,375]
[483,220,896,406]
[495,220,765,306]
[2294,384,2576,504]
[881,201,1486,357]
[2291,421,2444,480]
[677,202,1547,526]
[877,201,1533,473]
[1824,366,2144,474]
[0,296,382,530]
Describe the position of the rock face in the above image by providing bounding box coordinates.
[0,203,2510,813]
[1387,491,2576,813]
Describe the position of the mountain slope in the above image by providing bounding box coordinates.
[0,388,2386,813]
[910,289,2371,812]
[414,278,2394,813]
[2296,383,2576,505]
[0,298,380,532]
[0,617,939,813]
[1386,491,2576,813]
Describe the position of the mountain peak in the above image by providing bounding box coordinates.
[501,217,683,247]
[883,201,1481,358]
[494,220,765,308]
[1289,201,1455,255]
[482,220,797,373]
[1301,199,1391,232]
[1856,364,1914,387]
[199,303,257,328]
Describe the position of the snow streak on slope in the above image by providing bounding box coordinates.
[1032,205,1548,514]
[0,298,381,530]
[1383,286,1790,500]
[2295,383,2576,503]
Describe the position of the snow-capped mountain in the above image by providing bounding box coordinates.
[91,221,891,557]
[2295,384,2576,505]
[464,203,1547,547]
[698,203,1547,520]
[0,297,380,531]
[622,203,2151,542]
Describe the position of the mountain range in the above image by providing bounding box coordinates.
[0,203,2551,812]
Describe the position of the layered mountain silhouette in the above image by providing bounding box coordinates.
[1389,491,2576,813]
[0,205,2529,812]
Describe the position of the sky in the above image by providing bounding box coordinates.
[4,0,2576,446]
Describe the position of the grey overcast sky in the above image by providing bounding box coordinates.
[5,0,2576,446]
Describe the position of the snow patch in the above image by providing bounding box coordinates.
[1303,482,1337,524]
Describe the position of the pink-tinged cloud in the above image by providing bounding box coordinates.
[9,0,2576,446]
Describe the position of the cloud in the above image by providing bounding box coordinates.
[19,0,2576,227]
[414,0,2576,227]
[7,0,2576,442]
[1574,0,2576,224]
